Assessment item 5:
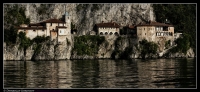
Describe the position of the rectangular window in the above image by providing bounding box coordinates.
[33,30,36,32]
[144,28,145,30]
[60,30,62,33]
[42,30,44,31]
[50,23,52,26]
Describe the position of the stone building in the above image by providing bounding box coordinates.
[136,20,174,45]
[122,24,137,37]
[94,21,120,36]
[17,12,71,44]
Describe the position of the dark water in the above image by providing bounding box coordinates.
[4,58,196,88]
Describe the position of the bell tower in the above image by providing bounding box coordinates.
[65,12,71,30]
[64,5,71,32]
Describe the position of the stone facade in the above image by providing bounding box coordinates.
[94,21,120,36]
[137,21,174,44]
[17,12,71,44]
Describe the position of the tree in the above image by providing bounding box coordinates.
[153,4,196,54]
[139,39,158,59]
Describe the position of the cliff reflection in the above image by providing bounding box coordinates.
[98,59,116,88]
[4,58,196,88]
[71,60,99,88]
[4,61,26,88]
[25,60,73,88]
[25,61,59,88]
[57,60,72,88]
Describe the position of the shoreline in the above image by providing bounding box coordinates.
[3,56,196,61]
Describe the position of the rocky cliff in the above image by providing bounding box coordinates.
[3,35,195,61]
[4,3,155,35]
[3,3,195,60]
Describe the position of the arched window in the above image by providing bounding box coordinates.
[114,32,119,36]
[109,32,113,35]
[105,32,108,35]
[100,32,103,35]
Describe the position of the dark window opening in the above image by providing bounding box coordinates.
[100,32,103,35]
[114,32,119,36]
[163,26,168,31]
[105,32,108,35]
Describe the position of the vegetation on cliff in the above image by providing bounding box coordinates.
[4,4,30,45]
[18,31,50,58]
[168,33,192,54]
[139,39,158,59]
[72,35,106,56]
[111,36,133,59]
[153,4,196,54]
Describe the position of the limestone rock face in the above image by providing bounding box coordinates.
[3,4,195,60]
[5,3,155,35]
[33,36,73,61]
[3,42,24,61]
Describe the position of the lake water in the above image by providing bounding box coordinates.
[3,58,196,88]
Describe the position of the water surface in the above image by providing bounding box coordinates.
[3,58,196,88]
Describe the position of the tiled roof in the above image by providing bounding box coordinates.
[137,21,173,27]
[128,25,136,29]
[42,19,65,23]
[96,22,120,28]
[56,26,67,28]
[124,25,136,29]
[17,27,46,30]
[29,23,43,26]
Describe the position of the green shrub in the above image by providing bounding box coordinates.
[139,39,158,59]
[4,4,30,44]
[73,35,105,55]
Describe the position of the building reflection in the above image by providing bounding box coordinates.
[25,60,73,88]
[57,60,72,88]
[114,59,139,88]
[98,59,116,88]
[25,61,59,88]
[4,61,26,88]
[4,58,195,88]
[71,60,100,88]
[137,59,176,88]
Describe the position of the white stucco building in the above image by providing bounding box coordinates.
[17,12,71,44]
[136,20,174,44]
[94,21,120,36]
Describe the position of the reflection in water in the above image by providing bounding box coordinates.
[71,60,100,88]
[4,61,26,88]
[57,60,72,88]
[4,58,196,88]
[137,59,177,88]
[98,60,116,88]
[25,61,59,88]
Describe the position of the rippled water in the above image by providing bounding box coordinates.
[3,58,196,88]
